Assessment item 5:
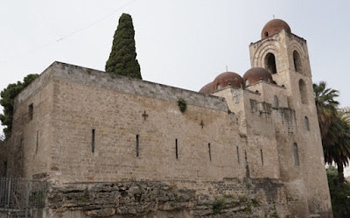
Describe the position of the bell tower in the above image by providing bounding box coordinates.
[249,19,314,108]
[248,19,333,217]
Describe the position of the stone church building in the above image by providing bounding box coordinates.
[0,19,332,217]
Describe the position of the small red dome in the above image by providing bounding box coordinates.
[199,82,214,94]
[199,72,244,94]
[243,67,273,86]
[213,72,244,91]
[261,19,291,39]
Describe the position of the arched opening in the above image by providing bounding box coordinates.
[273,95,279,108]
[299,79,308,104]
[293,143,300,166]
[304,116,310,131]
[293,50,302,73]
[217,83,221,90]
[265,53,277,74]
[245,80,249,86]
[264,32,269,37]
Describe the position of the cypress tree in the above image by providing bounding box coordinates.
[105,13,142,79]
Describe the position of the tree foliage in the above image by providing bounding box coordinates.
[327,166,350,218]
[105,13,142,79]
[0,74,39,139]
[314,81,350,182]
[324,115,350,181]
[313,81,339,139]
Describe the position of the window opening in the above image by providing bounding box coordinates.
[274,95,279,108]
[136,135,139,157]
[208,143,212,161]
[260,149,264,165]
[245,80,249,86]
[304,116,310,131]
[91,129,95,153]
[236,146,240,164]
[265,53,277,74]
[217,83,221,90]
[293,143,300,166]
[20,138,24,159]
[293,50,302,73]
[265,32,269,37]
[3,161,7,177]
[175,139,178,160]
[299,79,308,104]
[36,131,39,154]
[29,104,33,120]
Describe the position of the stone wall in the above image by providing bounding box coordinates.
[48,62,245,183]
[46,178,290,218]
[5,60,332,217]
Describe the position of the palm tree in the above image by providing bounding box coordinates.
[324,115,350,182]
[314,81,350,182]
[313,81,339,140]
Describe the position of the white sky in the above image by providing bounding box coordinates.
[0,0,349,135]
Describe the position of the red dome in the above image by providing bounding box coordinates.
[261,19,291,39]
[199,72,244,94]
[213,72,244,90]
[199,82,214,94]
[243,67,273,86]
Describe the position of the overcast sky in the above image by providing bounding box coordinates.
[0,0,349,135]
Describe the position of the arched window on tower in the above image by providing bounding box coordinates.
[265,53,277,74]
[293,143,300,166]
[273,95,279,108]
[299,79,308,104]
[293,50,302,73]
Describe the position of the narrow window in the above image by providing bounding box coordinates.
[260,149,264,165]
[265,53,277,74]
[3,161,7,177]
[175,139,178,160]
[273,95,279,108]
[136,135,139,157]
[36,131,39,154]
[299,79,308,104]
[304,116,310,131]
[20,138,24,159]
[217,83,221,90]
[208,143,212,161]
[236,146,240,164]
[293,143,300,166]
[265,32,269,37]
[293,50,302,73]
[29,104,34,120]
[245,80,249,86]
[91,129,95,153]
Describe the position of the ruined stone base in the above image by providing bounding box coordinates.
[45,178,295,218]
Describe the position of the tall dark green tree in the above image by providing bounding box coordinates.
[0,74,39,139]
[105,13,142,79]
